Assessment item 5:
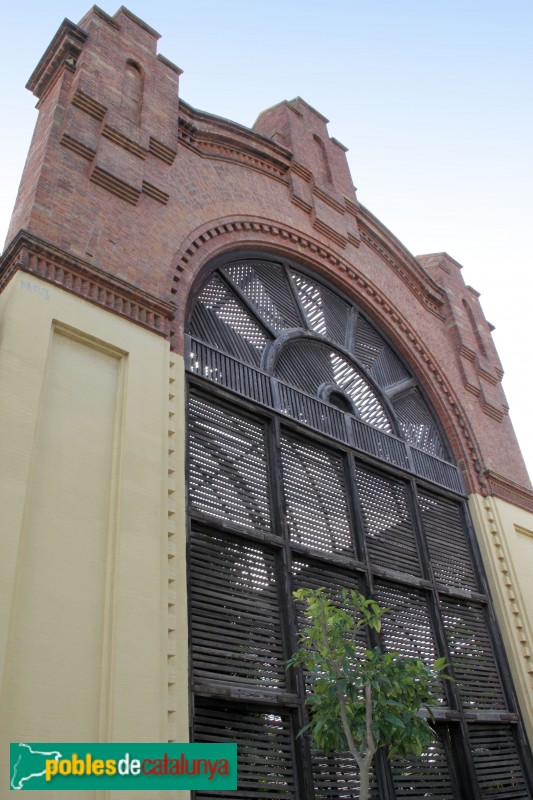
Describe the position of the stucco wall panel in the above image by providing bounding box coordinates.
[0,274,189,798]
[469,493,533,747]
[2,326,121,742]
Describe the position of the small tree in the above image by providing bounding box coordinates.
[288,588,449,800]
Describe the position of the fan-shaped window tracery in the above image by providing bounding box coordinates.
[186,254,454,486]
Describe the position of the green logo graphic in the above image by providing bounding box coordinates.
[10,742,237,790]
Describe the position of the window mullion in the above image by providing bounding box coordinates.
[217,268,279,339]
[269,414,316,798]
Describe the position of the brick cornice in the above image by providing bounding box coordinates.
[0,231,175,336]
[27,19,87,100]
[178,100,291,181]
[484,471,533,514]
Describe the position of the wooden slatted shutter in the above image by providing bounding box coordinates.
[440,599,506,709]
[311,750,376,800]
[194,699,297,798]
[281,436,354,557]
[355,467,422,577]
[291,557,366,656]
[189,273,270,366]
[290,270,350,346]
[222,260,302,333]
[187,254,533,799]
[469,724,530,799]
[275,339,339,396]
[292,557,361,596]
[391,388,446,459]
[353,315,410,390]
[390,732,455,799]
[188,395,271,532]
[275,340,393,432]
[291,558,372,799]
[375,582,447,705]
[418,491,479,591]
[187,256,453,462]
[190,529,285,690]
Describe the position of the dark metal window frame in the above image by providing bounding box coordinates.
[186,253,533,799]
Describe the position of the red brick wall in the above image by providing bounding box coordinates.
[3,5,531,503]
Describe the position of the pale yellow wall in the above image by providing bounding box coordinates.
[469,493,533,747]
[0,273,189,799]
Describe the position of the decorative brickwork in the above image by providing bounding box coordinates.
[0,232,175,336]
[178,100,291,182]
[168,215,490,496]
[485,472,533,514]
[3,2,532,564]
[359,217,445,319]
[418,253,511,427]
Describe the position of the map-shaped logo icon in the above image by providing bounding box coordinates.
[10,743,62,790]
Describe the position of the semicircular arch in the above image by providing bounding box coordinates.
[176,232,485,493]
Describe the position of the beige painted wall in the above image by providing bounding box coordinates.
[0,273,189,799]
[469,493,533,748]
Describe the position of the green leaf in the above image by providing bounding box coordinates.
[287,586,438,768]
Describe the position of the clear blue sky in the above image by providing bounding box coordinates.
[1,0,532,479]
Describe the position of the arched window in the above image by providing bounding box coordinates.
[186,253,530,799]
[313,134,333,185]
[122,59,143,124]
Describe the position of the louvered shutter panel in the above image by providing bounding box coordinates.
[356,467,422,577]
[311,750,377,799]
[391,732,455,798]
[440,599,506,709]
[418,491,479,590]
[469,724,531,799]
[352,315,387,371]
[281,436,354,557]
[186,258,533,799]
[275,341,392,432]
[278,383,349,443]
[330,352,392,431]
[353,315,410,390]
[188,396,271,532]
[275,339,337,396]
[194,699,296,798]
[290,270,350,345]
[292,558,372,799]
[190,530,285,689]
[292,557,360,595]
[291,557,366,653]
[392,388,446,459]
[375,582,447,705]
[223,260,302,333]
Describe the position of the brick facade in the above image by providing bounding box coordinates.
[3,5,530,508]
[3,8,533,796]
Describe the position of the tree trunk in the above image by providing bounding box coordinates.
[359,761,371,800]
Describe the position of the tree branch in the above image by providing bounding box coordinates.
[364,682,377,761]
[320,596,367,767]
[337,685,363,768]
